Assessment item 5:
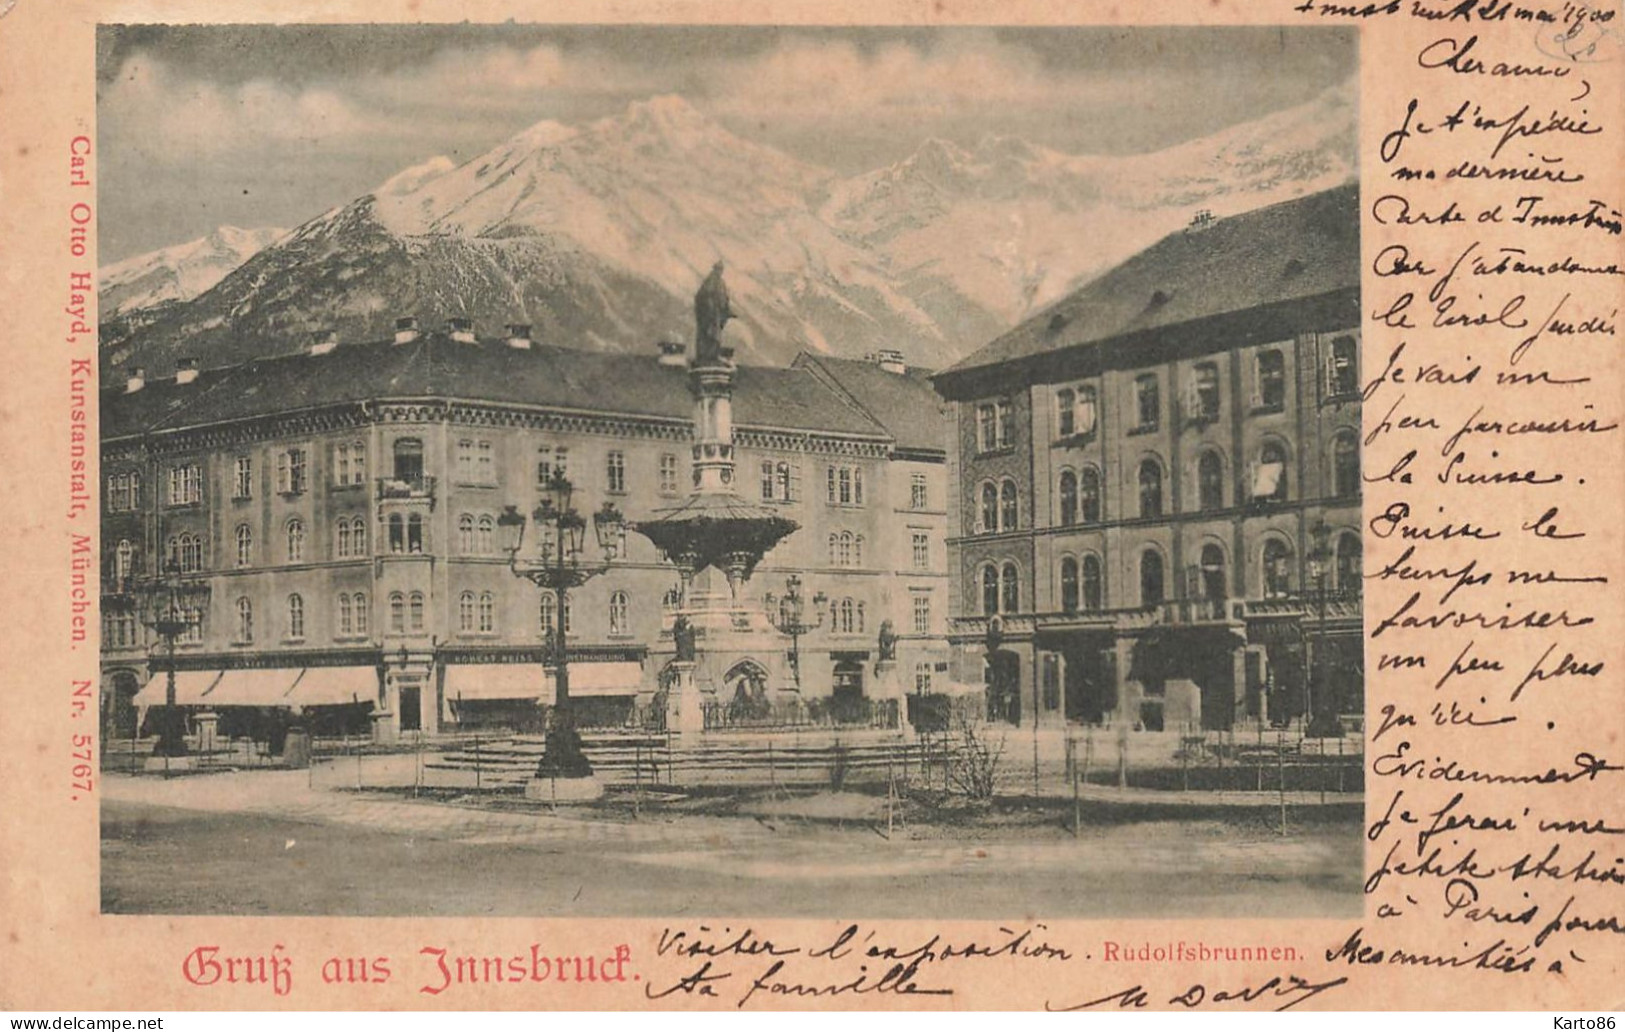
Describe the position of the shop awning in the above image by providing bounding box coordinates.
[444,664,548,703]
[203,668,303,706]
[545,661,644,698]
[132,670,222,708]
[287,666,378,707]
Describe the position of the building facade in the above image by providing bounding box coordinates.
[100,325,950,741]
[932,186,1363,732]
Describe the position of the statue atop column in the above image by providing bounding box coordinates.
[694,260,734,365]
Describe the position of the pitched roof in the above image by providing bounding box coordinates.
[794,354,949,455]
[935,184,1360,386]
[101,335,925,446]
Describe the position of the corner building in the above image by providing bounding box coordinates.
[931,186,1363,732]
[100,325,950,741]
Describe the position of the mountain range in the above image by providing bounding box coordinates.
[100,85,1354,374]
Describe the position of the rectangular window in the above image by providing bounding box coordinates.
[838,467,852,505]
[1193,362,1221,420]
[349,443,365,485]
[912,532,929,570]
[335,445,349,487]
[477,440,494,484]
[1056,388,1076,437]
[996,400,1013,448]
[827,466,837,504]
[912,593,931,636]
[456,439,475,482]
[234,456,253,499]
[606,450,626,494]
[168,464,202,506]
[761,461,775,501]
[910,473,928,510]
[1135,374,1160,431]
[661,454,680,495]
[976,404,997,453]
[289,449,306,494]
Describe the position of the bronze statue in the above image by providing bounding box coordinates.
[694,260,734,364]
[673,613,696,663]
[878,618,898,662]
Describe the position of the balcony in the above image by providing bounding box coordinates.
[376,474,436,501]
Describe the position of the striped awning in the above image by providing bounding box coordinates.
[132,670,222,708]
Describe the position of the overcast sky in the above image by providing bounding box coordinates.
[97,24,1355,264]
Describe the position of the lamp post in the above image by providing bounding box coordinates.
[763,573,826,688]
[1303,520,1342,739]
[497,474,624,779]
[130,559,211,760]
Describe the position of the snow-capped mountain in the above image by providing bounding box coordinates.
[99,225,287,319]
[100,85,1354,375]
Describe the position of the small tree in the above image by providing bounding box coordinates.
[947,714,1003,801]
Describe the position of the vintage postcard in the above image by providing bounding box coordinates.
[0,0,1619,1013]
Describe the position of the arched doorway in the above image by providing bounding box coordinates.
[985,650,1022,725]
[831,659,865,723]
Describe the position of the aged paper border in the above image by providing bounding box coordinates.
[2,0,1621,1012]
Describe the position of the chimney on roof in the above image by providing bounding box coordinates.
[447,317,476,344]
[870,348,907,375]
[125,367,146,394]
[1186,209,1217,233]
[394,316,420,345]
[657,340,687,367]
[504,324,533,349]
[309,329,338,355]
[175,358,199,385]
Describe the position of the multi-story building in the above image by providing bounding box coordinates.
[931,185,1363,732]
[100,322,950,741]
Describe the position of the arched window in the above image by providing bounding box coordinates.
[853,534,864,566]
[478,515,495,555]
[1139,549,1165,607]
[1333,431,1360,499]
[1262,538,1294,598]
[337,519,353,558]
[287,594,304,640]
[236,597,253,642]
[981,565,999,616]
[1257,442,1289,502]
[388,513,404,553]
[286,519,305,563]
[409,591,424,631]
[856,601,866,634]
[608,591,629,636]
[338,593,353,636]
[1000,562,1020,613]
[389,592,405,633]
[1138,459,1163,518]
[838,597,856,634]
[1080,468,1102,524]
[352,593,368,635]
[1200,543,1227,601]
[539,592,556,636]
[838,531,853,567]
[1336,532,1362,594]
[1081,555,1103,611]
[235,525,252,568]
[979,482,998,533]
[1198,451,1225,512]
[114,539,135,583]
[458,514,475,554]
[459,591,475,633]
[478,591,495,633]
[407,514,423,554]
[1060,557,1079,613]
[1257,349,1286,410]
[1000,479,1018,531]
[828,533,839,565]
[1059,470,1078,526]
[351,517,367,556]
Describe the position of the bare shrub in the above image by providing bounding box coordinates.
[947,716,1003,801]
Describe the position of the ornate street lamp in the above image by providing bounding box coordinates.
[763,573,826,687]
[1303,520,1342,738]
[127,559,211,759]
[498,474,624,780]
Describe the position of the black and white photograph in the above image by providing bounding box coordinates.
[95,23,1365,919]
